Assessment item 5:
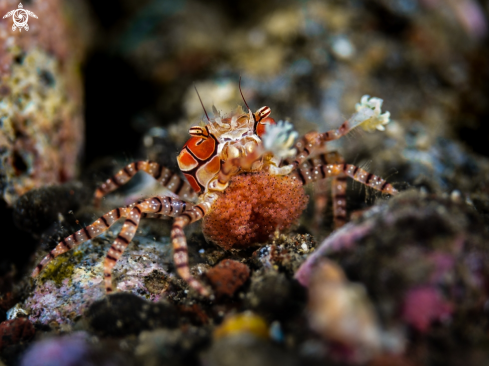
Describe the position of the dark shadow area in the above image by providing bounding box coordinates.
[83,52,157,166]
[0,201,37,278]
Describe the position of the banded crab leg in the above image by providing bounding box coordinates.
[171,200,214,297]
[290,162,398,196]
[102,196,192,293]
[31,206,132,277]
[94,161,198,207]
[287,94,391,168]
[31,196,210,296]
[300,152,349,229]
[332,175,348,228]
[282,121,352,169]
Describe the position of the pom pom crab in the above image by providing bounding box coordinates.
[32,88,397,297]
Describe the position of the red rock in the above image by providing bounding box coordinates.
[0,318,35,351]
[178,304,209,325]
[0,292,17,312]
[206,259,250,297]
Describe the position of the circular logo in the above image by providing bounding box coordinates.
[3,3,38,32]
[13,9,28,28]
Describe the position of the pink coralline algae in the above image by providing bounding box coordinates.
[24,226,175,326]
[401,287,452,332]
[20,332,92,366]
[296,191,489,361]
[295,217,376,287]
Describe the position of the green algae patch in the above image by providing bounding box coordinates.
[38,250,85,286]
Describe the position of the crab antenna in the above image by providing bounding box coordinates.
[239,76,251,111]
[194,85,210,121]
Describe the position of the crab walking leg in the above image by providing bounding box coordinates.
[31,207,131,277]
[171,202,213,296]
[290,163,398,195]
[104,196,188,293]
[310,178,328,232]
[332,176,348,228]
[315,153,349,228]
[94,161,197,207]
[298,152,348,229]
[289,151,344,169]
[284,122,352,167]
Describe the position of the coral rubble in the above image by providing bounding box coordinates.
[0,0,86,205]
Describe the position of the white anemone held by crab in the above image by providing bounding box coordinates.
[261,120,298,159]
[350,95,391,132]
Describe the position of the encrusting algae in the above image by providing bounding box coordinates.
[37,249,84,286]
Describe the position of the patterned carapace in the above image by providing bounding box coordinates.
[32,92,398,297]
[177,106,275,194]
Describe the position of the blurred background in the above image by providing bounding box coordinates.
[1,0,489,277]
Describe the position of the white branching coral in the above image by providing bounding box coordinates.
[262,121,298,159]
[349,95,391,132]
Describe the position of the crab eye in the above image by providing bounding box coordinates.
[189,126,209,137]
[256,106,271,120]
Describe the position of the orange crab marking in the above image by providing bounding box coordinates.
[183,173,201,192]
[178,133,220,193]
[184,136,216,161]
[177,150,199,171]
[256,117,276,137]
